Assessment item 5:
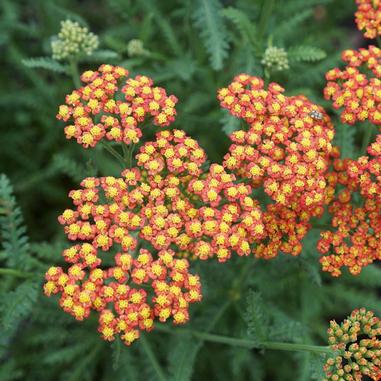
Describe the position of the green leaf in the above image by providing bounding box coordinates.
[0,174,30,269]
[221,7,255,43]
[245,290,269,343]
[193,0,229,70]
[111,338,121,370]
[333,121,356,159]
[167,302,230,381]
[139,0,183,56]
[22,57,68,73]
[86,49,119,62]
[274,10,313,40]
[288,46,327,62]
[220,110,240,135]
[0,280,38,331]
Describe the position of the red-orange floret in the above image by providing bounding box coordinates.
[57,64,177,148]
[324,46,381,127]
[355,0,381,39]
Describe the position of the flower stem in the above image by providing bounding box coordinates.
[69,59,81,89]
[100,141,126,167]
[257,0,276,45]
[140,334,167,381]
[0,268,33,278]
[261,341,331,354]
[157,326,331,354]
[361,123,374,154]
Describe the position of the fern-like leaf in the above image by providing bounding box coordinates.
[221,7,255,43]
[274,10,313,40]
[245,290,269,344]
[22,57,68,73]
[193,0,229,70]
[334,121,356,159]
[288,46,327,62]
[0,174,30,269]
[220,110,241,135]
[0,280,38,331]
[139,0,183,56]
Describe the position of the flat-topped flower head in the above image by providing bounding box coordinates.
[324,308,381,380]
[324,46,381,127]
[218,74,334,213]
[317,155,381,277]
[355,0,381,39]
[44,248,201,346]
[57,64,177,148]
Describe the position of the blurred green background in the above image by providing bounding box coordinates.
[1,1,380,380]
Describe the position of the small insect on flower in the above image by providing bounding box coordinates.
[309,110,323,120]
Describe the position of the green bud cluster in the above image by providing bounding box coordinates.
[51,20,99,61]
[127,39,148,57]
[261,46,289,72]
[323,308,381,381]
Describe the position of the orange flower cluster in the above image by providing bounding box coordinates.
[324,308,381,381]
[218,74,334,210]
[348,134,381,203]
[44,249,201,345]
[317,153,381,277]
[324,46,381,126]
[43,141,205,344]
[57,64,177,148]
[43,128,268,343]
[355,0,381,39]
[217,74,334,258]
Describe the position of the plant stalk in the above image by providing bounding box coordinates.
[361,124,374,154]
[0,268,33,278]
[257,0,276,44]
[157,326,331,354]
[69,59,81,88]
[100,141,126,167]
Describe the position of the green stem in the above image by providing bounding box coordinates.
[122,144,129,162]
[157,326,331,355]
[100,141,126,167]
[361,124,374,155]
[0,268,33,278]
[128,144,135,168]
[261,341,331,354]
[257,0,276,45]
[69,60,81,88]
[140,334,167,381]
[376,36,381,48]
[311,223,333,231]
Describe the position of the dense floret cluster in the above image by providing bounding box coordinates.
[317,138,381,277]
[355,0,381,39]
[51,19,99,61]
[57,64,177,148]
[324,308,381,381]
[324,46,381,126]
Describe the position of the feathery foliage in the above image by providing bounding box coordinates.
[0,0,378,380]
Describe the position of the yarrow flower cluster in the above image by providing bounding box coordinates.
[51,19,99,61]
[317,142,381,276]
[324,46,381,126]
[43,131,207,345]
[218,74,334,209]
[57,64,177,148]
[355,0,381,39]
[217,74,334,258]
[261,46,289,72]
[324,308,381,381]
